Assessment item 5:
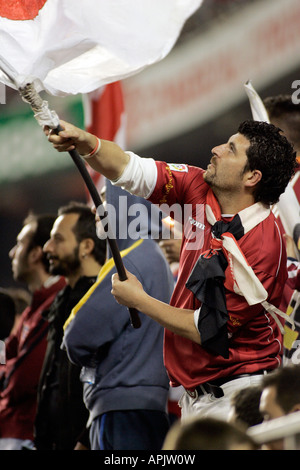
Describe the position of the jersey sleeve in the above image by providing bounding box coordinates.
[149,161,206,207]
[111,151,157,198]
[112,153,206,205]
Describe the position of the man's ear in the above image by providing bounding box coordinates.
[80,238,95,258]
[28,245,44,264]
[244,169,262,188]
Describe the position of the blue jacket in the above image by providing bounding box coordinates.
[63,181,174,425]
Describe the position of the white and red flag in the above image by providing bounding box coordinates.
[0,0,202,96]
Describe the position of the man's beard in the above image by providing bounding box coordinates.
[203,159,217,188]
[203,170,214,187]
[48,246,81,277]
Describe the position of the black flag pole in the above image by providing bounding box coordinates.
[1,68,141,328]
[54,129,141,329]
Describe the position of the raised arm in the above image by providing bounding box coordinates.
[45,120,129,181]
[111,270,201,344]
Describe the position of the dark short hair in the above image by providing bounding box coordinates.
[263,95,300,151]
[262,365,300,414]
[58,201,106,265]
[167,417,258,450]
[23,212,57,271]
[231,386,263,427]
[239,120,297,205]
[264,94,300,118]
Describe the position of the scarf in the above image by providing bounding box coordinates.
[186,189,293,358]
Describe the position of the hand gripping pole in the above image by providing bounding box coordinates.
[18,82,142,329]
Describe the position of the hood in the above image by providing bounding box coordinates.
[104,179,163,257]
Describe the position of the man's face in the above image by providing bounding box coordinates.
[203,133,250,193]
[259,386,286,450]
[43,213,81,277]
[260,386,285,421]
[9,222,36,283]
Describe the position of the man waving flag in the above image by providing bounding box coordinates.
[0,0,202,96]
[0,0,202,330]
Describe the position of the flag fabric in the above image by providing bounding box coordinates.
[82,81,126,199]
[0,0,202,96]
[244,81,269,123]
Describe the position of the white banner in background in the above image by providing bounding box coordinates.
[122,0,300,149]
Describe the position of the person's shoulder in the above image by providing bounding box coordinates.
[247,210,283,245]
[126,238,164,262]
[156,161,204,176]
[124,239,171,274]
[264,210,285,238]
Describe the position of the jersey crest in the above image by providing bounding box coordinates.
[168,164,188,173]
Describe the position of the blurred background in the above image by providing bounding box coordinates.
[1,0,300,290]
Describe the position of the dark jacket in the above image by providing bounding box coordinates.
[34,276,97,450]
[0,276,65,441]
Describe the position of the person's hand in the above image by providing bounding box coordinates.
[111,270,145,308]
[44,120,97,155]
[74,442,89,450]
[159,238,181,264]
